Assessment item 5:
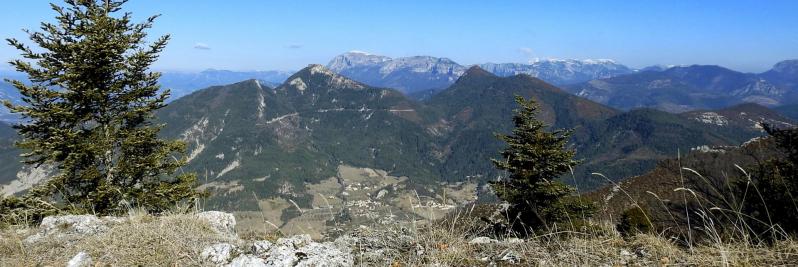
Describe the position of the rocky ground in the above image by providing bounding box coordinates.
[1,210,796,266]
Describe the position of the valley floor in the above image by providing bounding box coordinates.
[1,210,796,266]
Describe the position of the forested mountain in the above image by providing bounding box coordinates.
[426,67,619,186]
[156,65,439,209]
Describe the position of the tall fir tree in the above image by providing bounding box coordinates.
[491,95,594,233]
[2,0,201,217]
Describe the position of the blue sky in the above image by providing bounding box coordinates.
[1,1,797,72]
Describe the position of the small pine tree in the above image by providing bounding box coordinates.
[2,0,202,218]
[490,95,595,233]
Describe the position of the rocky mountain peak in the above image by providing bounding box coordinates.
[282,64,367,92]
[327,51,392,72]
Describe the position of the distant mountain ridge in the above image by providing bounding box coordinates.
[478,59,634,85]
[327,51,466,94]
[326,51,635,95]
[566,61,798,112]
[0,69,294,122]
[159,69,293,100]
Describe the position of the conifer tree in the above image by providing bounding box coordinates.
[491,95,594,233]
[2,0,201,217]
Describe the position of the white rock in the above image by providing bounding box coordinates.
[227,254,267,267]
[295,242,354,267]
[261,235,353,267]
[332,235,358,253]
[201,243,235,265]
[26,215,108,243]
[505,237,524,244]
[275,234,312,248]
[251,240,274,256]
[101,216,127,224]
[196,211,237,237]
[468,236,498,244]
[265,245,300,267]
[620,249,633,257]
[500,250,521,264]
[67,251,93,267]
[375,189,388,199]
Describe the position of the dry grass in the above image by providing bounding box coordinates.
[0,210,237,266]
[0,208,795,266]
[363,217,798,266]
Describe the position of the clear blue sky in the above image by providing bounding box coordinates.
[1,1,797,72]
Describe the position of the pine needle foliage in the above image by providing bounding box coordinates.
[490,95,595,234]
[1,0,202,220]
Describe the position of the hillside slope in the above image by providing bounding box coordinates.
[157,65,440,209]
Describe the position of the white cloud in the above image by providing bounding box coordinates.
[518,47,538,63]
[519,47,535,58]
[193,43,211,50]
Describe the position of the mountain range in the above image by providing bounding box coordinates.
[327,51,466,94]
[565,61,798,112]
[326,51,637,95]
[326,52,798,113]
[478,59,634,85]
[1,64,791,209]
[5,54,797,123]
